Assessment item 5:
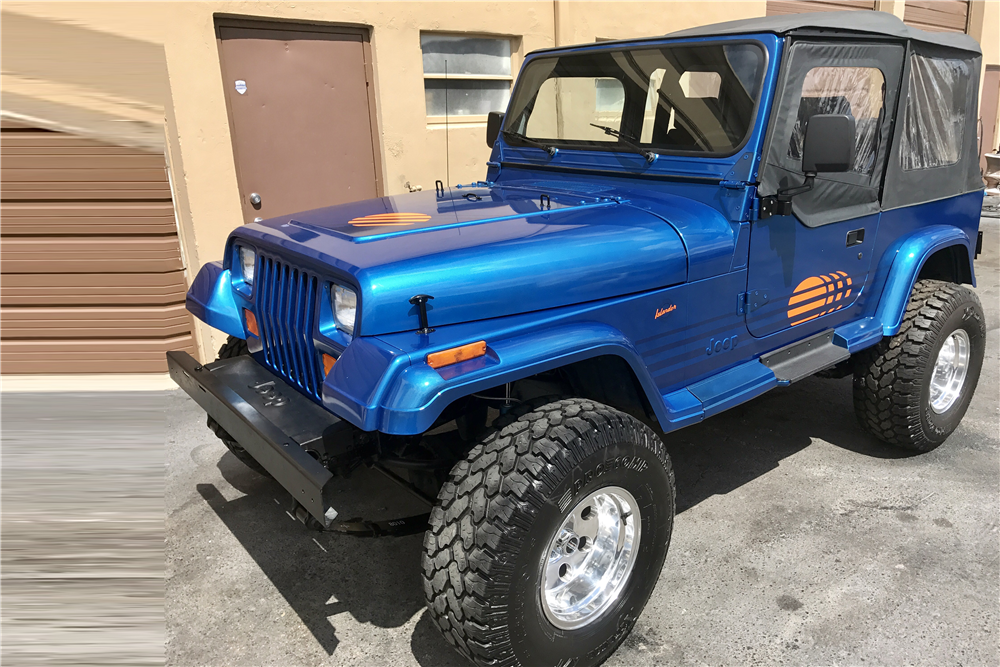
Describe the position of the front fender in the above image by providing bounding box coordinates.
[874,225,972,337]
[186,261,246,339]
[323,321,665,435]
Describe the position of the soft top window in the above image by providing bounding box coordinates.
[900,54,971,171]
[787,66,886,175]
[505,42,765,156]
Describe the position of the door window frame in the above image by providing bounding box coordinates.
[757,39,905,227]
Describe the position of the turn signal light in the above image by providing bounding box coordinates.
[244,309,259,337]
[322,353,337,376]
[427,341,487,369]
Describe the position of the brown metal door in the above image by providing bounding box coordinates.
[903,0,970,33]
[980,66,1000,173]
[217,23,381,222]
[766,1,876,16]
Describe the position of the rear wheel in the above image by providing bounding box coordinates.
[206,336,271,477]
[853,279,986,452]
[421,398,675,667]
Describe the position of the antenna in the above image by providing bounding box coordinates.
[444,59,451,187]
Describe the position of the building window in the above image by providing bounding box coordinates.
[420,34,512,118]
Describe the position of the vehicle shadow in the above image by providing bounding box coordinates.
[660,374,917,514]
[197,458,446,660]
[195,373,912,664]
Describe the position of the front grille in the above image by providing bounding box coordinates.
[255,254,324,400]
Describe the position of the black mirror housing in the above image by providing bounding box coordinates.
[802,114,855,173]
[486,111,504,148]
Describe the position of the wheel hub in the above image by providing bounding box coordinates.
[929,329,970,414]
[541,486,641,630]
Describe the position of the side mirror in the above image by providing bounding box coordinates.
[486,111,504,148]
[802,114,855,173]
[760,114,857,219]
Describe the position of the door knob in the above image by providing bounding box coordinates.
[249,192,262,207]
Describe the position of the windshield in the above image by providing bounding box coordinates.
[504,42,765,156]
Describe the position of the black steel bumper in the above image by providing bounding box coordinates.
[167,350,343,527]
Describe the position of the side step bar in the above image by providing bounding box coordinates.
[661,329,851,431]
[761,329,851,385]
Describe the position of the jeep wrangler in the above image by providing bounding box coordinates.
[169,12,987,667]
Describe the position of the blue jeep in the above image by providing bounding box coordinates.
[170,12,987,667]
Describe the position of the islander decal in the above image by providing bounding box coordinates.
[787,271,853,326]
[655,304,677,319]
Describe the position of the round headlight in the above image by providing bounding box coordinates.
[333,284,357,335]
[239,246,256,284]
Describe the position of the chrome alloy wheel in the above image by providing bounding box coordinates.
[929,329,970,414]
[541,486,641,630]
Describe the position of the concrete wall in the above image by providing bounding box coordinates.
[3,1,998,362]
[970,0,1000,152]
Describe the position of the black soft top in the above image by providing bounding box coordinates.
[665,10,981,55]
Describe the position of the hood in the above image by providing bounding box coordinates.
[233,184,687,336]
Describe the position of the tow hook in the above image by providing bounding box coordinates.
[292,501,338,531]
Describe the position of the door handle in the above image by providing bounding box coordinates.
[249,192,262,208]
[846,228,865,247]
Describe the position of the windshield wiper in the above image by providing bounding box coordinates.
[502,130,558,157]
[590,123,658,163]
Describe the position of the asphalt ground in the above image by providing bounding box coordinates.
[3,218,998,666]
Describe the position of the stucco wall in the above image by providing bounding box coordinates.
[974,0,1000,151]
[3,1,998,362]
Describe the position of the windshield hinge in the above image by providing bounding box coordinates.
[738,290,769,315]
[720,179,748,189]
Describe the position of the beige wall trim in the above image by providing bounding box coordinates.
[875,0,906,21]
[875,1,907,20]
[967,1,986,45]
[1,374,179,393]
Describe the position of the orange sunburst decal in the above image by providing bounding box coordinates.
[787,271,853,326]
[348,212,431,227]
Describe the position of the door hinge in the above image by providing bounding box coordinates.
[739,290,769,315]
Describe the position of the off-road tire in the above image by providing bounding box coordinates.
[421,398,675,667]
[853,279,985,452]
[206,336,272,477]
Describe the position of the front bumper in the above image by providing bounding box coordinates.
[167,350,343,526]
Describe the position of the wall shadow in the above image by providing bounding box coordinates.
[195,373,912,664]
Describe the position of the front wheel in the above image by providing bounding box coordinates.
[422,399,675,667]
[853,279,986,452]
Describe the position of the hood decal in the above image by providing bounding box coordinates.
[348,201,618,243]
[348,212,431,227]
